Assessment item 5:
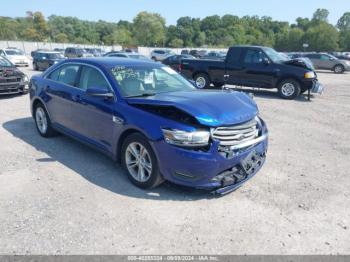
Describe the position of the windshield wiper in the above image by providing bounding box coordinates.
[125,92,156,98]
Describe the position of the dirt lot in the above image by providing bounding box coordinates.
[0,66,349,255]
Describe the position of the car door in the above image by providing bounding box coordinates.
[319,54,335,70]
[238,48,274,88]
[44,64,80,129]
[69,65,116,152]
[307,54,322,69]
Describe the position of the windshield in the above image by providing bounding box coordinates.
[0,57,13,67]
[5,49,24,56]
[47,53,64,59]
[263,47,288,63]
[110,65,195,97]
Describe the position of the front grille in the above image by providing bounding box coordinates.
[211,118,259,147]
[0,77,21,84]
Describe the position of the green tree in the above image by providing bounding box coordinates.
[54,33,69,43]
[337,12,350,31]
[103,28,133,46]
[133,12,166,46]
[312,9,330,23]
[303,23,339,51]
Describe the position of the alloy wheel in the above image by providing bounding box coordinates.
[35,107,48,134]
[281,83,295,97]
[125,142,153,182]
[195,76,206,89]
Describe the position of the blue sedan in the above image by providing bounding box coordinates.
[29,58,268,194]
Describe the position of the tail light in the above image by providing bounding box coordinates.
[178,63,183,72]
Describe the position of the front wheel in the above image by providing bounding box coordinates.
[121,133,164,189]
[277,79,301,99]
[334,64,345,74]
[194,73,210,89]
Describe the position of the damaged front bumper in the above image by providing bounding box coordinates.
[151,130,268,195]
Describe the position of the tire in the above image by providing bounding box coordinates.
[34,103,57,137]
[33,62,38,71]
[151,57,157,61]
[277,79,301,99]
[194,73,210,89]
[121,133,164,189]
[334,64,345,74]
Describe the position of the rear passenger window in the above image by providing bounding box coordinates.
[226,48,241,65]
[77,66,110,91]
[57,65,80,86]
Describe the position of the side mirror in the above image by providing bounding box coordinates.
[86,87,114,99]
[263,58,271,65]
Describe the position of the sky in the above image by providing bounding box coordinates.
[1,0,349,25]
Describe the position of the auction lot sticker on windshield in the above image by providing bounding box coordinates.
[162,66,177,75]
[144,72,154,84]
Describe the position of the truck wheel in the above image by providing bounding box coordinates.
[277,79,301,100]
[334,64,344,74]
[194,73,210,89]
[121,133,164,189]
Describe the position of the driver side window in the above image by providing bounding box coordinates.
[77,66,110,91]
[244,50,267,64]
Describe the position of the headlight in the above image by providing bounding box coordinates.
[162,128,210,147]
[304,71,316,79]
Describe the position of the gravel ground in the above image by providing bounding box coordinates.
[0,66,349,255]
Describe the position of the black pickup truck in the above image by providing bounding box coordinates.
[180,45,323,99]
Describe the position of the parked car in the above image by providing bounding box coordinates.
[162,54,195,71]
[104,52,150,60]
[189,49,208,58]
[0,56,29,95]
[85,48,103,57]
[181,49,190,55]
[64,47,93,58]
[303,53,350,74]
[0,48,30,67]
[31,49,50,58]
[150,49,174,61]
[332,54,350,61]
[29,58,268,195]
[53,48,65,54]
[180,45,323,99]
[202,51,226,60]
[33,51,66,71]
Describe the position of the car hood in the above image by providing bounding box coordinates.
[7,55,28,60]
[0,66,24,77]
[126,90,258,127]
[283,58,314,70]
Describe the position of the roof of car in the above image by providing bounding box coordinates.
[65,57,161,68]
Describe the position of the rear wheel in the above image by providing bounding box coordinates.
[334,64,345,74]
[277,79,301,99]
[194,73,210,89]
[34,103,56,137]
[121,133,164,189]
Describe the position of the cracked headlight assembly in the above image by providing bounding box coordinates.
[162,128,210,147]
